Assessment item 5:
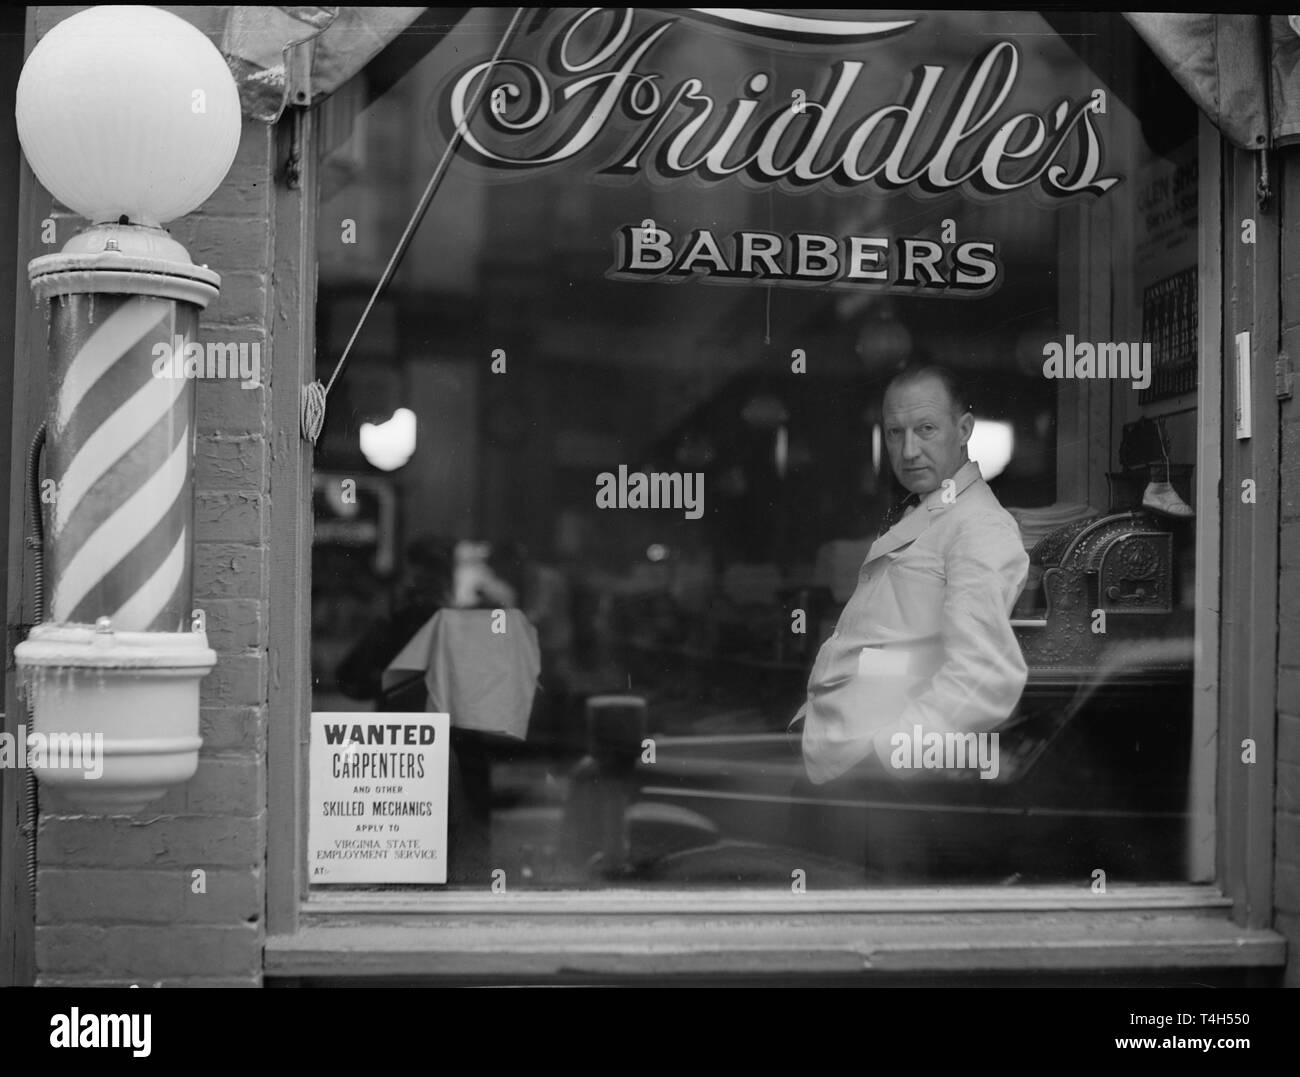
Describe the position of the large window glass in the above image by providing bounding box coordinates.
[309,9,1207,889]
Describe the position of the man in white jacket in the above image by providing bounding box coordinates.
[795,363,1029,785]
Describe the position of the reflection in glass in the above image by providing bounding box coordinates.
[309,8,1204,890]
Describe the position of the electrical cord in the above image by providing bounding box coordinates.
[21,421,46,903]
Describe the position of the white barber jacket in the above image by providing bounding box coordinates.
[799,460,1029,784]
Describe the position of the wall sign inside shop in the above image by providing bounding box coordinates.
[309,713,450,884]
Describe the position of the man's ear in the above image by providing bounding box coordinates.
[957,410,975,445]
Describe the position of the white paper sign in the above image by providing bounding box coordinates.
[309,712,450,884]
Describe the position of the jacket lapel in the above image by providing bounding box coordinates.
[864,460,983,563]
[865,501,934,562]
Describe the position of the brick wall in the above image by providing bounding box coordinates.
[21,6,1300,990]
[1276,151,1300,988]
[32,6,273,985]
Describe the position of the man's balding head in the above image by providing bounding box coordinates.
[884,363,970,417]
[881,364,974,495]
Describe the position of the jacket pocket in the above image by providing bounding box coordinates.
[884,563,946,639]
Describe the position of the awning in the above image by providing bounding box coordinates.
[221,8,1300,150]
[1125,13,1300,150]
[222,6,429,123]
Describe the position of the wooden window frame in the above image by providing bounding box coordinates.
[261,57,1284,981]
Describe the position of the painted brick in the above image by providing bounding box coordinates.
[37,211,79,252]
[1277,863,1300,914]
[199,705,267,754]
[202,597,264,652]
[1279,761,1300,814]
[1281,571,1300,621]
[37,924,261,978]
[1283,523,1300,570]
[41,865,270,930]
[195,490,263,542]
[194,542,265,599]
[1279,670,1300,718]
[1282,320,1300,357]
[1277,812,1300,866]
[202,271,269,327]
[172,336,264,395]
[1281,714,1300,766]
[37,815,265,869]
[196,374,266,436]
[200,652,267,708]
[1280,615,1300,667]
[180,755,265,816]
[1283,166,1300,283]
[189,128,274,219]
[1284,477,1300,522]
[171,215,272,272]
[38,868,182,924]
[196,434,267,491]
[201,321,268,340]
[175,867,262,924]
[1285,411,1300,456]
[1284,519,1300,567]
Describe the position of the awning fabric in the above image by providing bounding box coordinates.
[1125,13,1300,151]
[220,7,1300,149]
[222,6,426,123]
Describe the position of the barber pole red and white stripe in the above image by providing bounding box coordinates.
[43,291,198,633]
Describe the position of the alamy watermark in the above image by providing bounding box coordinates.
[596,465,704,520]
[151,335,261,388]
[50,1008,150,1056]
[1041,336,1150,390]
[888,724,1000,779]
[0,727,104,779]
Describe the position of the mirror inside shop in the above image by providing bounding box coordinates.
[308,9,1205,889]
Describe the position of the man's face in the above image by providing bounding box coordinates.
[882,376,974,495]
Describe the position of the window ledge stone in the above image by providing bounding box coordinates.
[265,886,1286,980]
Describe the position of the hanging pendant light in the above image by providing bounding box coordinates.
[855,302,913,367]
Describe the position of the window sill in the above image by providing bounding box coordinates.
[264,885,1286,981]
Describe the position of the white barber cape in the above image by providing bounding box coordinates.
[383,608,540,740]
[798,460,1029,784]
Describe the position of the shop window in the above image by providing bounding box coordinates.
[305,9,1213,891]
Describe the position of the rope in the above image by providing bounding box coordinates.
[302,6,528,443]
[301,379,328,445]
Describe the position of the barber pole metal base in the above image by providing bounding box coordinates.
[15,226,219,813]
[18,625,216,812]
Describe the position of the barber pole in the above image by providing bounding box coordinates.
[12,5,239,812]
[18,253,221,812]
[43,290,199,631]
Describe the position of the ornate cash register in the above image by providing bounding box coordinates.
[1000,507,1194,782]
[1013,510,1191,670]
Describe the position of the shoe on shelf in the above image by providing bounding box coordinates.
[1142,480,1194,518]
